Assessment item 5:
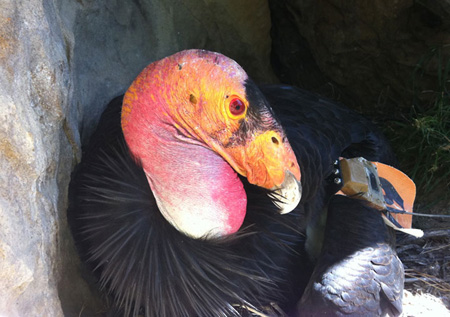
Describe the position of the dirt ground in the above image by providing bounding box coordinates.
[399,199,450,316]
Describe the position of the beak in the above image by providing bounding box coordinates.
[238,129,302,214]
[269,170,302,214]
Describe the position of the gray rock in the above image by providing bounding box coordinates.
[0,0,72,315]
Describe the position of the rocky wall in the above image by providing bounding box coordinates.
[271,0,450,117]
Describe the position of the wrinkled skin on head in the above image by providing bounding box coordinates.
[121,49,301,238]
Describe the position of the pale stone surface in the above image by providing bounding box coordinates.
[0,0,73,315]
[403,290,450,316]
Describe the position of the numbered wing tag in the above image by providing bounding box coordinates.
[338,157,423,237]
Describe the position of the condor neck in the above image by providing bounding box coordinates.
[124,110,247,239]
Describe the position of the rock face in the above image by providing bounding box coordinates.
[270,0,450,116]
[0,1,72,316]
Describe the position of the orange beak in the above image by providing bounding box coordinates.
[242,130,300,189]
[225,129,302,214]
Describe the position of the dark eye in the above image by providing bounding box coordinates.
[229,98,246,116]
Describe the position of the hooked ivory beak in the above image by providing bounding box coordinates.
[270,170,302,214]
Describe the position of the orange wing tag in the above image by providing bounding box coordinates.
[372,162,415,229]
[337,158,422,237]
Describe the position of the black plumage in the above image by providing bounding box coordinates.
[297,195,403,316]
[69,85,403,316]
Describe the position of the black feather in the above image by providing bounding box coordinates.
[69,96,309,317]
[69,85,403,316]
[297,196,403,316]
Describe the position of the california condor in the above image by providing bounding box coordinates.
[68,50,403,316]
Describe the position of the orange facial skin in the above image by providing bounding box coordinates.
[233,130,300,189]
[121,50,302,238]
[122,50,300,191]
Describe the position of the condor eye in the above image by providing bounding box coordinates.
[229,98,246,116]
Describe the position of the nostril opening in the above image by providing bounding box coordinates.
[290,162,295,168]
[271,137,279,145]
